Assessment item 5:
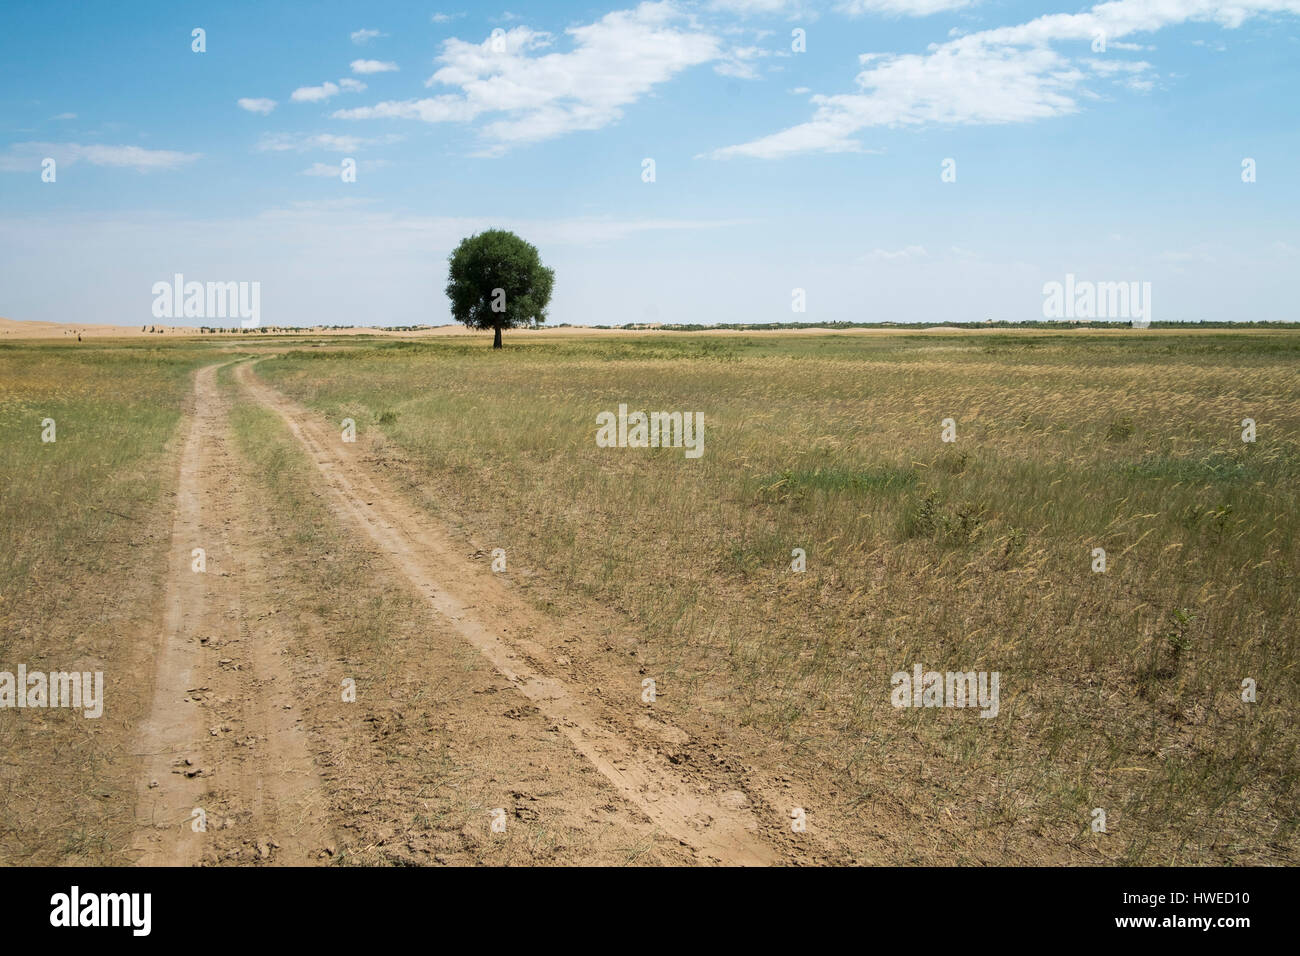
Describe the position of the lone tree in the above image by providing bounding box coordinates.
[445,229,554,348]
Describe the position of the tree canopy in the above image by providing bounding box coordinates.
[445,229,555,348]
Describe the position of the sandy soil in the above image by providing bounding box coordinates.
[132,365,334,865]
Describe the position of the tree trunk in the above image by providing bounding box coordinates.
[493,325,503,349]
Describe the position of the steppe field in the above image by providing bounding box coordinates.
[1,328,1297,866]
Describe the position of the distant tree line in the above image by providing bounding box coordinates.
[144,319,1300,334]
[608,320,1300,331]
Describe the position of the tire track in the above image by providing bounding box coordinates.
[235,361,779,866]
[132,364,332,865]
[131,369,210,865]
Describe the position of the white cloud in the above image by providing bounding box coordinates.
[715,45,769,80]
[51,112,77,120]
[431,12,465,24]
[303,162,345,177]
[291,81,341,103]
[1083,58,1152,75]
[708,0,801,13]
[530,216,751,244]
[291,78,369,102]
[860,244,928,261]
[350,28,386,44]
[350,59,399,74]
[709,43,1084,159]
[237,97,277,114]
[1158,246,1217,264]
[330,97,477,124]
[0,142,199,172]
[302,159,392,177]
[837,0,972,16]
[334,1,720,152]
[257,132,374,153]
[708,0,1300,159]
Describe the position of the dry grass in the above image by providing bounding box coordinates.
[0,341,214,863]
[257,330,1300,864]
[2,331,1294,865]
[223,363,695,866]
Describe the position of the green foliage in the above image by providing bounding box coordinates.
[1106,416,1135,442]
[1122,452,1256,484]
[445,230,554,340]
[899,490,986,545]
[757,465,917,501]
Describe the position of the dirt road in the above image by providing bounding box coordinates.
[234,361,782,865]
[128,361,798,865]
[132,364,333,865]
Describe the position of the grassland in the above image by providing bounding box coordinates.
[0,341,218,862]
[221,366,696,865]
[1,329,1296,865]
[256,330,1300,864]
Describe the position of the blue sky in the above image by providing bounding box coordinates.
[1,0,1298,327]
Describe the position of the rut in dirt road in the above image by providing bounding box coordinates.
[236,360,782,866]
[132,364,333,865]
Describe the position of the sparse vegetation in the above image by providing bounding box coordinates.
[2,328,1297,866]
[259,328,1300,864]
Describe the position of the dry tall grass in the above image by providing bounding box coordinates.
[260,330,1300,864]
[0,342,212,862]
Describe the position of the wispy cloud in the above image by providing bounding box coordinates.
[350,28,386,44]
[237,97,277,114]
[1083,58,1153,75]
[291,77,371,102]
[258,132,367,153]
[860,244,929,261]
[350,59,399,74]
[707,0,1300,160]
[334,1,720,153]
[714,45,770,80]
[301,159,391,177]
[0,142,199,173]
[291,81,341,103]
[837,0,972,16]
[303,161,343,177]
[707,0,809,16]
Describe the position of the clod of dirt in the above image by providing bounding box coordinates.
[720,790,750,809]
